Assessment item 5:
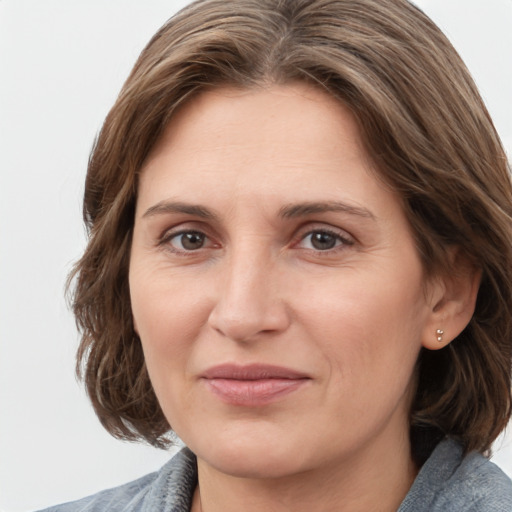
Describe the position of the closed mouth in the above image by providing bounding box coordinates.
[201,363,311,406]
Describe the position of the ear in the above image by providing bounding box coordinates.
[421,250,481,351]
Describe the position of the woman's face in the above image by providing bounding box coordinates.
[129,84,438,478]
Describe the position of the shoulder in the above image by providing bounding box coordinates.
[399,439,512,512]
[36,448,197,512]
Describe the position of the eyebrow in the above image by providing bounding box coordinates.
[142,199,376,222]
[142,201,219,221]
[279,201,376,220]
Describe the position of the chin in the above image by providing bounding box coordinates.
[207,446,306,479]
[186,426,312,479]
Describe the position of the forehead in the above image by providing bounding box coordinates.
[136,83,397,219]
[146,83,368,156]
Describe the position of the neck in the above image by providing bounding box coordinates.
[191,433,418,512]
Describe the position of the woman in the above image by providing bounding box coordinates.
[41,0,512,510]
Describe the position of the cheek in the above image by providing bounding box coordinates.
[296,262,426,338]
[129,276,205,430]
[128,265,214,411]
[293,265,427,387]
[130,264,209,346]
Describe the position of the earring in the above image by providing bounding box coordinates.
[436,329,444,343]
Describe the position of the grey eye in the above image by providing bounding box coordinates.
[173,232,206,250]
[309,231,339,250]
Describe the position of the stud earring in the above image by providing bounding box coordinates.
[436,329,444,343]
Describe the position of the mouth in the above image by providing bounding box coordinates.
[201,364,311,406]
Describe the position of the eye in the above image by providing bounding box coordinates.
[166,230,209,251]
[298,229,353,251]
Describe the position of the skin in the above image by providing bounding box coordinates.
[129,83,476,512]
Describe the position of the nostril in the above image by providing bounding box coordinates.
[207,258,291,341]
[207,299,290,343]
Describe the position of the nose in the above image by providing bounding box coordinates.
[207,245,290,343]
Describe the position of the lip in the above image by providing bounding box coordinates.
[201,364,311,406]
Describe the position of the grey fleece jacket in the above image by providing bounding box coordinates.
[39,439,512,511]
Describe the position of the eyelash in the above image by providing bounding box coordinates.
[159,229,215,254]
[158,226,355,255]
[296,228,354,253]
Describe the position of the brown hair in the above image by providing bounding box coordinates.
[71,0,512,461]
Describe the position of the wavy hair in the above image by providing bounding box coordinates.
[70,0,512,462]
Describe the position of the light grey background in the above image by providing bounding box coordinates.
[1,1,511,510]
